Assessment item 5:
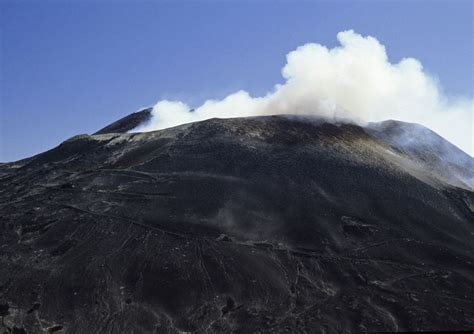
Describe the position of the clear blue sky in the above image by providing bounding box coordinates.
[1,0,473,162]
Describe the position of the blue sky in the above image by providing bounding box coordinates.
[1,0,473,162]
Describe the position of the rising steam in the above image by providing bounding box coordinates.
[133,30,473,156]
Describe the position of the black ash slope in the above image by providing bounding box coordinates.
[0,115,473,333]
[94,107,152,135]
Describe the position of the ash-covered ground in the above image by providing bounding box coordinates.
[0,114,473,333]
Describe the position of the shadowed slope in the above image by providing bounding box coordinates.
[94,107,152,135]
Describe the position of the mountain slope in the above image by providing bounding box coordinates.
[94,107,152,135]
[0,115,473,333]
[367,120,473,190]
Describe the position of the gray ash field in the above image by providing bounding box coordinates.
[0,114,473,333]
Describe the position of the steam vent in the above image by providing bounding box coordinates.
[1,113,473,333]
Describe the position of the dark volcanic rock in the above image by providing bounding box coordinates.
[94,107,152,135]
[367,120,474,189]
[0,115,473,333]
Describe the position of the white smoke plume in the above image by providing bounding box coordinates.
[134,30,473,156]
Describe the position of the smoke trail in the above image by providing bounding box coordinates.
[133,30,473,156]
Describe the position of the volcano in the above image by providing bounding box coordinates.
[0,113,473,333]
